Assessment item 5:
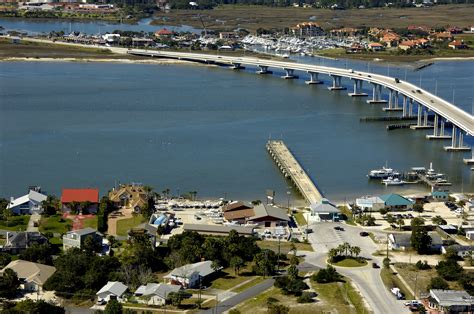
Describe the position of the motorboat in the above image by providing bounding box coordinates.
[368,166,397,179]
[382,177,405,186]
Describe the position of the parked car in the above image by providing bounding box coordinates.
[395,78,400,83]
[334,226,344,231]
[360,231,369,237]
[404,300,421,307]
[372,262,379,268]
[96,298,106,305]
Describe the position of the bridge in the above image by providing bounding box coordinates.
[266,140,323,205]
[128,50,474,159]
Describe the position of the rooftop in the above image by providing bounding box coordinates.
[430,289,474,307]
[379,194,413,206]
[1,260,56,286]
[97,281,128,297]
[183,224,255,236]
[250,204,289,221]
[165,260,215,279]
[61,188,99,203]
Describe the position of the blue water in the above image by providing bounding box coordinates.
[1,60,473,204]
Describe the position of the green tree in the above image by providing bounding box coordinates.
[167,291,186,307]
[436,259,464,281]
[104,299,123,314]
[0,268,20,298]
[253,249,276,277]
[312,265,341,283]
[287,265,299,280]
[411,226,432,254]
[13,300,65,314]
[383,257,391,269]
[297,292,313,303]
[432,216,447,225]
[428,276,449,290]
[0,253,12,268]
[268,303,290,314]
[413,203,424,214]
[396,217,405,230]
[83,236,102,255]
[19,243,54,265]
[230,256,245,275]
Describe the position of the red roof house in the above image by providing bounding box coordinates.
[155,28,174,37]
[61,189,99,213]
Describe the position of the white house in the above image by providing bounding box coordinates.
[441,245,474,258]
[309,199,339,222]
[1,260,56,293]
[466,230,474,241]
[135,283,181,305]
[96,281,128,302]
[7,190,47,215]
[164,261,216,288]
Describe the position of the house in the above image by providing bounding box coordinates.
[96,281,128,302]
[3,232,48,254]
[61,188,99,213]
[380,32,400,47]
[309,199,340,222]
[109,183,148,211]
[247,204,290,227]
[448,40,468,50]
[155,28,173,38]
[427,289,474,313]
[432,32,453,42]
[467,230,474,240]
[63,227,103,251]
[431,191,449,200]
[219,32,237,40]
[132,38,155,47]
[7,189,47,215]
[164,261,217,288]
[102,33,120,44]
[223,201,254,224]
[355,196,385,211]
[379,194,414,211]
[368,42,384,51]
[1,260,56,292]
[183,224,255,237]
[330,27,359,37]
[291,22,324,37]
[135,283,181,305]
[441,245,473,258]
[388,232,443,251]
[346,43,364,53]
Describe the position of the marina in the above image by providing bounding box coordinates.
[266,140,323,205]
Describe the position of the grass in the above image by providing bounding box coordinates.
[338,206,356,226]
[39,214,72,234]
[0,215,29,231]
[331,258,368,267]
[257,240,313,253]
[313,278,370,314]
[116,215,147,236]
[210,267,256,290]
[81,217,98,229]
[293,211,307,227]
[232,276,265,293]
[380,267,414,300]
[49,237,63,245]
[152,4,474,32]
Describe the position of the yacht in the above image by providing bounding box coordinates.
[368,166,396,179]
[382,177,405,186]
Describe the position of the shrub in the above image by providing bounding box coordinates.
[297,292,314,303]
[427,276,449,290]
[383,257,391,269]
[312,266,342,283]
[436,259,464,281]
[415,260,431,270]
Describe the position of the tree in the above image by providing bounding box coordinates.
[428,276,449,290]
[19,243,54,265]
[386,214,396,224]
[413,203,424,214]
[432,216,447,225]
[351,246,361,258]
[0,253,12,268]
[411,217,425,228]
[253,249,276,277]
[396,217,405,230]
[436,259,464,281]
[230,256,244,275]
[104,299,123,314]
[379,208,389,215]
[83,236,102,255]
[167,291,186,307]
[287,265,298,280]
[312,265,341,283]
[251,200,262,206]
[411,226,432,254]
[13,300,65,314]
[268,303,290,314]
[415,260,431,270]
[0,268,20,298]
[297,292,313,303]
[383,257,391,269]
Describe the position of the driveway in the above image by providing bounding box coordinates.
[305,221,409,314]
[27,213,41,232]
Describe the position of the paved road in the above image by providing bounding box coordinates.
[200,278,274,314]
[305,221,409,314]
[27,213,41,232]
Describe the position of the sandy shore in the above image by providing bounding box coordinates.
[0,57,195,65]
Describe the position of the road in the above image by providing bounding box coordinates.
[200,278,274,314]
[304,221,409,314]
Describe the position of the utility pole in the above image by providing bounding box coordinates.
[386,233,389,260]
[277,236,281,273]
[414,273,418,299]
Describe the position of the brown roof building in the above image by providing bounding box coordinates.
[109,184,149,210]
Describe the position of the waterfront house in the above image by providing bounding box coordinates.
[108,183,148,212]
[96,281,128,303]
[61,188,99,213]
[448,40,468,50]
[155,28,174,38]
[431,191,449,200]
[368,42,384,51]
[379,32,400,47]
[441,245,473,258]
[63,227,103,251]
[247,204,290,227]
[379,194,413,211]
[1,260,56,293]
[135,283,181,305]
[309,199,339,222]
[7,189,47,215]
[164,260,217,288]
[3,232,47,254]
[427,289,474,313]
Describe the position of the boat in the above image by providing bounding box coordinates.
[382,177,405,186]
[368,166,397,179]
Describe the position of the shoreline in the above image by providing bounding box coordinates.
[0,56,194,65]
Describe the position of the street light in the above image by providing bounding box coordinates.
[287,190,291,211]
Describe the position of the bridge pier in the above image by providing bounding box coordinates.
[408,98,414,117]
[256,65,272,74]
[426,115,451,140]
[328,75,346,90]
[444,127,471,151]
[464,151,474,164]
[305,71,323,85]
[411,104,433,129]
[367,84,386,104]
[231,63,245,70]
[383,90,402,111]
[282,68,298,79]
[348,79,368,97]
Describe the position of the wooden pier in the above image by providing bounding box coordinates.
[266,140,323,205]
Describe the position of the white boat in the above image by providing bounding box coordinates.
[382,177,405,186]
[368,166,396,179]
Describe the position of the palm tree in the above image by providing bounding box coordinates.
[397,218,405,231]
[328,248,338,262]
[352,246,361,258]
[341,242,351,257]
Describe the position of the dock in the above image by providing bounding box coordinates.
[266,140,323,205]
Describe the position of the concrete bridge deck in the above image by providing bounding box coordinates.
[128,49,473,136]
[266,140,323,205]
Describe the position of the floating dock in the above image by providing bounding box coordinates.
[266,140,323,205]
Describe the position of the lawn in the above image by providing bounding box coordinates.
[380,267,414,300]
[210,268,256,290]
[116,215,147,236]
[232,276,265,293]
[293,212,307,227]
[313,278,370,314]
[39,215,72,234]
[82,217,98,229]
[257,240,313,254]
[0,215,29,231]
[332,258,368,268]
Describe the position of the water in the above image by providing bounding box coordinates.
[0,18,200,35]
[1,60,473,204]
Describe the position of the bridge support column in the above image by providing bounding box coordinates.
[410,104,433,129]
[256,65,272,74]
[408,98,414,117]
[402,96,407,117]
[383,90,402,111]
[348,79,368,97]
[328,75,346,91]
[282,68,298,79]
[464,151,474,164]
[305,71,323,85]
[444,127,471,151]
[231,63,245,70]
[426,116,452,140]
[367,84,386,104]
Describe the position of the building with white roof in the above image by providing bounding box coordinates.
[428,289,474,313]
[135,283,181,305]
[164,261,217,288]
[309,199,340,222]
[7,190,47,215]
[96,281,128,302]
[1,260,56,292]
